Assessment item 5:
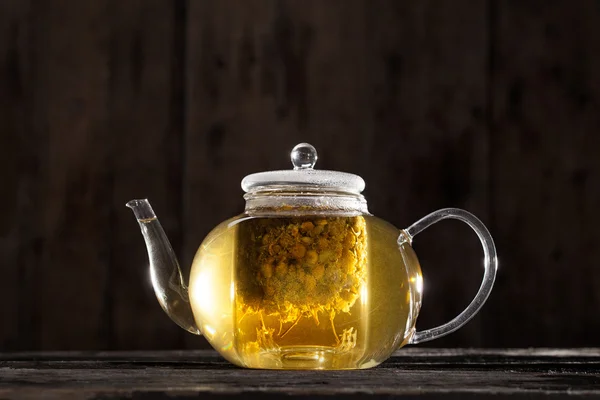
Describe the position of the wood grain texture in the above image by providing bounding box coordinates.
[0,0,114,350]
[107,0,193,351]
[1,349,600,398]
[29,1,113,350]
[0,0,33,351]
[0,0,197,351]
[489,1,600,346]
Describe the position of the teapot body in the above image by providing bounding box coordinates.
[188,212,422,369]
[128,143,497,370]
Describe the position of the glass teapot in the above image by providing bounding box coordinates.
[127,143,497,370]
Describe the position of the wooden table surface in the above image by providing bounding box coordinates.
[1,349,600,399]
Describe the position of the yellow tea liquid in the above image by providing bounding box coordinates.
[189,214,422,369]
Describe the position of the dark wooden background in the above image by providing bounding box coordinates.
[1,0,599,351]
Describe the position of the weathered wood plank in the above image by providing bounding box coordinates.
[108,0,195,350]
[3,347,600,363]
[0,0,196,351]
[1,349,600,398]
[489,1,600,346]
[184,0,490,349]
[27,1,114,350]
[0,0,33,351]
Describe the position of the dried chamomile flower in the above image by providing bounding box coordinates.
[237,213,367,340]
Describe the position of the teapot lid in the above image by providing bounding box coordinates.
[241,143,366,194]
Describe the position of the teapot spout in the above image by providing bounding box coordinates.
[126,199,201,335]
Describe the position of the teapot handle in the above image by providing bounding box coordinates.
[399,208,498,344]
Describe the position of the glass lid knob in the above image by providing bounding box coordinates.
[241,142,365,194]
[291,143,318,170]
